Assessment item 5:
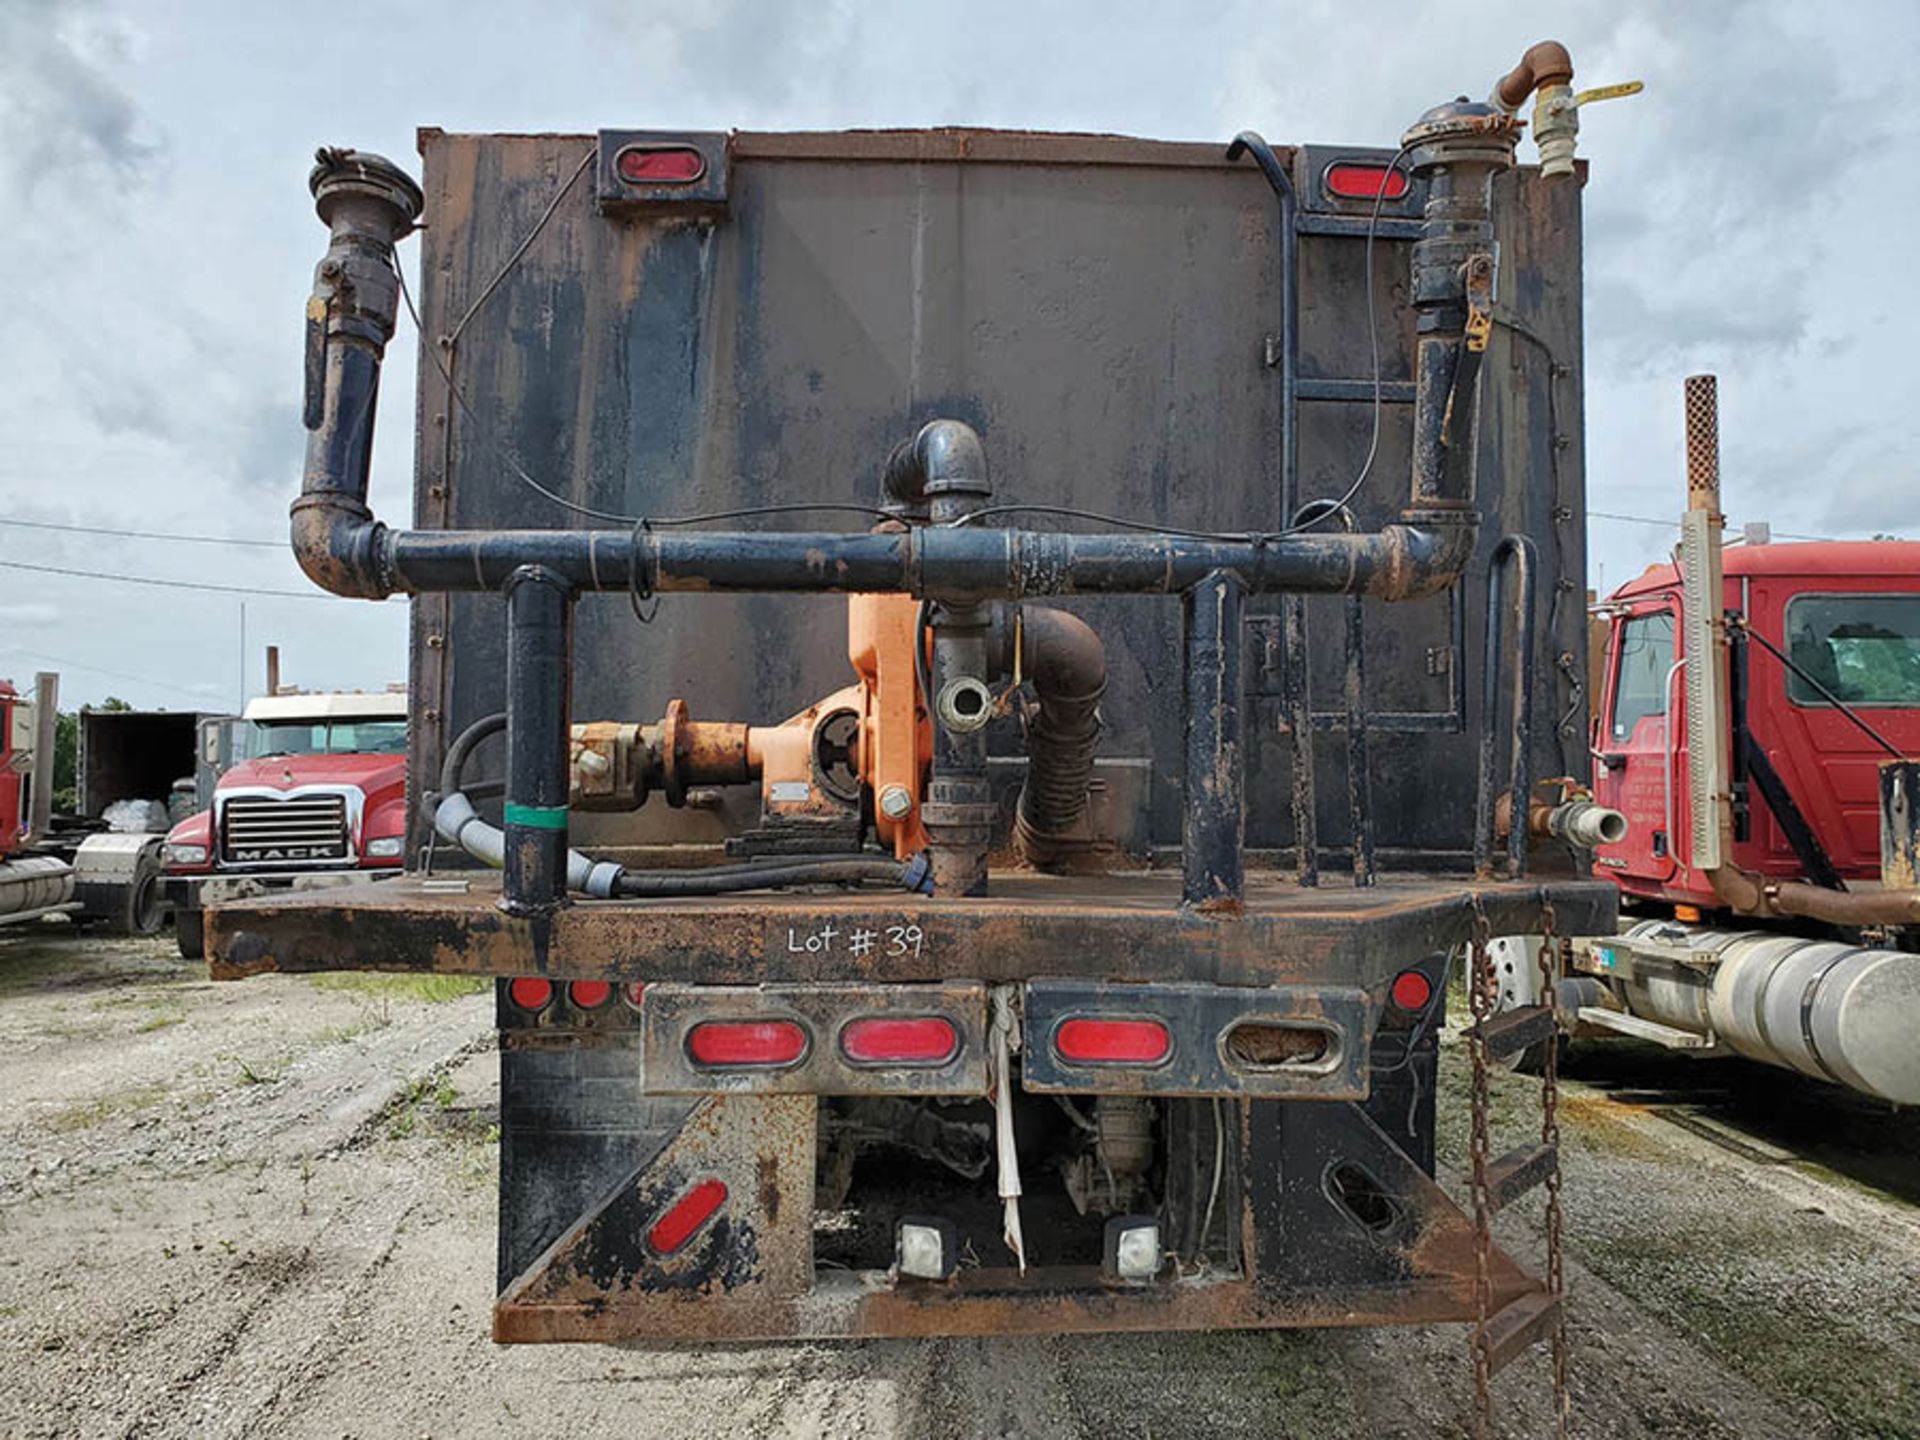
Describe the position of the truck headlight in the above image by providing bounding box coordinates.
[365,836,405,858]
[163,843,208,867]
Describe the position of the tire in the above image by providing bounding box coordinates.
[83,844,166,937]
[123,847,165,936]
[175,907,205,961]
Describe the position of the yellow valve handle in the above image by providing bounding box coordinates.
[1574,80,1644,108]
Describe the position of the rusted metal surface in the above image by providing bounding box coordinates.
[1880,760,1920,891]
[405,129,1586,866]
[210,870,1614,987]
[498,1094,815,1322]
[491,1078,1548,1344]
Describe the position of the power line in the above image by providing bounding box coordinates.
[0,517,282,548]
[0,644,224,703]
[0,557,380,600]
[1589,509,1835,542]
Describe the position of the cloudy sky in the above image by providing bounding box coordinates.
[0,0,1913,710]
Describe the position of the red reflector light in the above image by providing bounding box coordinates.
[508,977,553,1011]
[687,1019,808,1068]
[647,1178,728,1255]
[1324,162,1409,201]
[1390,969,1433,1012]
[569,980,611,1010]
[616,145,706,185]
[841,1016,959,1065]
[1055,1017,1171,1065]
[624,982,647,1009]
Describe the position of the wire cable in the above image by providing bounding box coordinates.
[0,518,280,548]
[0,557,360,600]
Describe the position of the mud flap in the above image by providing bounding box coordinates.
[1250,1100,1532,1302]
[497,1092,815,1338]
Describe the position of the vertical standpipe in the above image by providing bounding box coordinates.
[501,566,576,916]
[1680,374,1729,872]
[1183,572,1246,907]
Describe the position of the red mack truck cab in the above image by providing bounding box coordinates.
[162,689,408,958]
[1522,376,1920,1106]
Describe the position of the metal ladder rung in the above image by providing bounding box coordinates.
[1484,1140,1557,1212]
[1468,1004,1557,1060]
[1480,1289,1562,1376]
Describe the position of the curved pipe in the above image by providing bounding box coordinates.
[1493,40,1573,112]
[292,101,1510,610]
[1706,865,1920,927]
[1012,605,1108,870]
[882,419,991,524]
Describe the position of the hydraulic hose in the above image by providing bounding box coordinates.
[612,853,931,898]
[1013,606,1107,870]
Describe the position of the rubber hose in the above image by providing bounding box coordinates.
[613,853,931,898]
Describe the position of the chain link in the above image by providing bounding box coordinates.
[1537,893,1570,1438]
[1468,894,1495,1436]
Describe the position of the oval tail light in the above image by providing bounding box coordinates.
[841,1016,959,1066]
[616,145,706,185]
[687,1019,809,1068]
[508,977,553,1011]
[647,1178,728,1255]
[569,980,612,1010]
[1055,1017,1171,1066]
[1324,161,1409,202]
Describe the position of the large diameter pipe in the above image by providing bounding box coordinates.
[501,566,575,916]
[0,856,76,917]
[1616,920,1920,1105]
[1013,605,1107,871]
[1182,572,1245,909]
[291,87,1525,611]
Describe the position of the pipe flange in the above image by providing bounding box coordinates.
[309,147,425,228]
[658,697,692,807]
[1401,99,1520,175]
[935,676,995,733]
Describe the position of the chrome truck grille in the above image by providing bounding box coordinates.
[219,793,351,865]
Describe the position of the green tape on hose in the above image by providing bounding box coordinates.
[503,803,569,830]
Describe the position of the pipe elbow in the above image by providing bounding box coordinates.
[1494,40,1574,112]
[1019,604,1106,704]
[883,419,990,519]
[290,496,392,599]
[1367,520,1478,600]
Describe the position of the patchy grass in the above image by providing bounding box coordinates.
[302,972,488,1004]
[384,1073,461,1139]
[43,1081,176,1134]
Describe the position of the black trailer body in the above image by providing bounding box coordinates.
[212,99,1613,1347]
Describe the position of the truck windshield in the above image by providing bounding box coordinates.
[1610,609,1675,740]
[1785,594,1920,705]
[249,719,408,757]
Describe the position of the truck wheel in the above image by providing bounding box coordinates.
[122,849,165,936]
[175,908,206,961]
[72,835,167,936]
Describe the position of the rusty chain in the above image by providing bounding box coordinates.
[1537,893,1570,1438]
[1467,894,1495,1436]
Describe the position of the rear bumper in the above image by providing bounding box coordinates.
[207,867,1607,1342]
[171,868,393,912]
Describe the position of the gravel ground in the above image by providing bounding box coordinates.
[1,929,1915,1438]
